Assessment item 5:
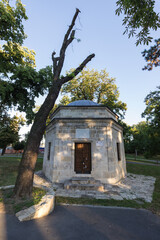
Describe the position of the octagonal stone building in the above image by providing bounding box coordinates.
[43,100,126,184]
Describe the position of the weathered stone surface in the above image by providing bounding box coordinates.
[12,170,155,222]
[43,102,126,184]
[16,190,55,221]
[55,173,155,203]
[0,185,14,190]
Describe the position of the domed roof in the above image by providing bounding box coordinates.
[67,100,99,106]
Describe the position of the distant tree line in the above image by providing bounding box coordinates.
[123,87,160,158]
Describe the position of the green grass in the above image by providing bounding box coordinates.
[56,197,146,209]
[0,187,46,213]
[126,154,160,165]
[126,153,160,161]
[127,163,160,214]
[0,156,43,186]
[0,155,160,215]
[0,156,45,213]
[127,159,158,165]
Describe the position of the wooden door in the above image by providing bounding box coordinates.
[75,143,91,174]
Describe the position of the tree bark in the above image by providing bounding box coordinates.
[14,83,62,197]
[14,8,95,197]
[1,146,6,155]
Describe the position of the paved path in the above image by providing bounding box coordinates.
[127,158,159,163]
[0,205,160,240]
[127,160,160,166]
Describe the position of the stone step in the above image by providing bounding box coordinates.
[70,177,101,185]
[64,182,104,192]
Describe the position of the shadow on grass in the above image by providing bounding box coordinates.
[0,187,46,214]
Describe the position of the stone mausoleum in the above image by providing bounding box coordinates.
[43,100,126,184]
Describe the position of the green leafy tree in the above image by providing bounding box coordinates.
[0,0,54,122]
[142,87,160,157]
[0,0,35,70]
[142,39,160,71]
[125,87,160,157]
[0,106,24,155]
[61,68,127,119]
[142,86,160,127]
[116,0,160,46]
[119,121,132,152]
[126,121,159,159]
[116,0,160,70]
[131,122,150,154]
[13,141,25,152]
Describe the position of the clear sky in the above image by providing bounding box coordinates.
[18,0,160,137]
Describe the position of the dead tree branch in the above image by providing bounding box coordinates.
[52,8,81,79]
[61,53,95,84]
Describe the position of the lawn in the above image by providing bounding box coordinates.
[0,155,43,186]
[126,153,160,163]
[0,155,45,213]
[0,187,46,213]
[127,163,160,214]
[0,155,160,215]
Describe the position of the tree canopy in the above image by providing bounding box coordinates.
[0,105,24,155]
[0,0,53,122]
[125,87,160,158]
[13,141,25,152]
[60,68,127,119]
[116,0,160,70]
[142,86,160,129]
[142,39,160,70]
[0,0,35,73]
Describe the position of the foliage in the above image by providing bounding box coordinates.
[0,0,35,72]
[125,121,150,154]
[124,120,160,158]
[0,0,35,74]
[124,87,160,157]
[59,95,71,106]
[0,106,24,153]
[0,1,54,122]
[142,39,160,70]
[142,86,160,127]
[0,187,46,213]
[61,68,127,119]
[13,140,25,151]
[142,87,160,157]
[1,65,53,122]
[116,0,160,46]
[119,121,132,147]
[116,1,160,70]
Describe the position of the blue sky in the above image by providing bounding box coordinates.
[19,0,160,134]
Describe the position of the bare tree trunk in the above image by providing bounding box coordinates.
[1,146,6,155]
[14,84,61,197]
[14,8,95,198]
